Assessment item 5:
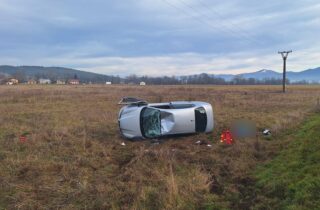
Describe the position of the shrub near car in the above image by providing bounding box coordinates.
[118,98,214,140]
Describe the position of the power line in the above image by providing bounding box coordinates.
[176,0,263,46]
[161,0,262,46]
[196,0,263,45]
[161,0,228,36]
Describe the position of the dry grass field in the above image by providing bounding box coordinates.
[0,85,319,209]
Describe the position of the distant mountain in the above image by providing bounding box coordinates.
[212,67,320,82]
[0,65,118,83]
[1,65,320,84]
[287,67,320,82]
[213,69,282,80]
[211,74,235,81]
[239,69,282,80]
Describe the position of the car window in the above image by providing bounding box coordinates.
[195,107,207,132]
[140,107,161,138]
[151,103,194,109]
[170,104,195,109]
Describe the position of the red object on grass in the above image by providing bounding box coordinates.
[19,136,27,143]
[220,130,234,145]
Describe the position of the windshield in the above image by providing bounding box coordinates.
[140,107,161,138]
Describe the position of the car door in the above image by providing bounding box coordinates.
[163,102,196,135]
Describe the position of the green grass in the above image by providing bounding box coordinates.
[254,114,320,210]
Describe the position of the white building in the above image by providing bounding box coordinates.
[56,80,66,85]
[140,81,146,86]
[106,81,112,85]
[39,79,51,84]
[68,79,80,85]
[6,78,19,85]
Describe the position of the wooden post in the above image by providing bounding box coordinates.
[278,50,292,93]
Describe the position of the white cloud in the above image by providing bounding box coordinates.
[0,0,319,76]
[3,47,314,77]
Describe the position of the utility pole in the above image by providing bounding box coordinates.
[278,50,292,93]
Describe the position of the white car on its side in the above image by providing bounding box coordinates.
[118,98,214,140]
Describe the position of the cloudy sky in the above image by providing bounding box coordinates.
[0,0,319,76]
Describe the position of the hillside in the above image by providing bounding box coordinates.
[213,67,320,82]
[287,67,320,82]
[0,65,118,83]
[239,69,282,80]
[1,65,320,84]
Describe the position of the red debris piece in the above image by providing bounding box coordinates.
[220,130,234,145]
[19,136,27,143]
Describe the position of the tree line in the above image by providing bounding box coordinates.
[125,73,317,85]
[0,71,318,85]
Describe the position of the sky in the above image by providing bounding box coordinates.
[0,0,319,76]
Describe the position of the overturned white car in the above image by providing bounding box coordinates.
[118,98,214,140]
